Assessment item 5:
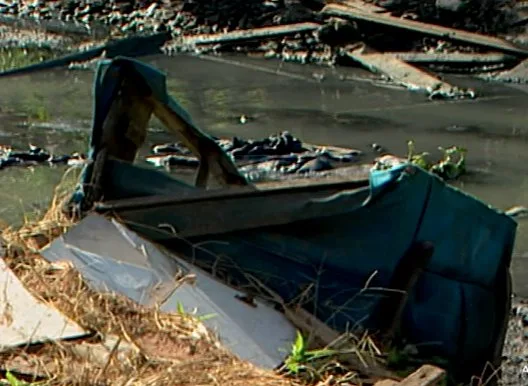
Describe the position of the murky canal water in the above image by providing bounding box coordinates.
[0,54,527,295]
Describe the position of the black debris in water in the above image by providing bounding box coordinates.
[0,133,472,184]
[0,145,86,169]
[148,131,363,180]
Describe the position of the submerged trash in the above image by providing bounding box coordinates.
[342,44,476,100]
[148,132,363,181]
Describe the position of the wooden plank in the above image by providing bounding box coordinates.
[254,164,372,189]
[96,177,370,239]
[149,97,249,189]
[386,52,516,64]
[322,4,528,57]
[374,380,400,386]
[399,365,446,386]
[331,0,387,13]
[97,167,370,212]
[495,58,528,82]
[183,23,321,46]
[343,46,475,98]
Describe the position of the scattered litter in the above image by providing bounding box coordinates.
[63,57,518,384]
[0,258,88,352]
[1,0,528,99]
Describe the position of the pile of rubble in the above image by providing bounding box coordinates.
[1,0,527,98]
[1,0,525,37]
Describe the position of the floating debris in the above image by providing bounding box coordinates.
[342,44,476,99]
[0,145,85,169]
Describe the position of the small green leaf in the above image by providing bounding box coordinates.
[176,302,185,315]
[5,372,31,386]
[197,313,217,321]
[291,331,306,358]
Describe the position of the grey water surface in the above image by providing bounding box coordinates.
[0,53,527,295]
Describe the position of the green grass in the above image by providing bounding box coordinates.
[283,331,338,377]
[0,47,55,73]
[1,371,42,386]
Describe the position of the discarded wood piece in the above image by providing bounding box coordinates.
[374,365,445,386]
[399,365,446,386]
[322,4,528,57]
[182,23,321,46]
[494,58,528,83]
[95,177,370,239]
[332,0,387,13]
[385,52,517,65]
[342,45,475,99]
[374,380,399,386]
[0,32,171,78]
